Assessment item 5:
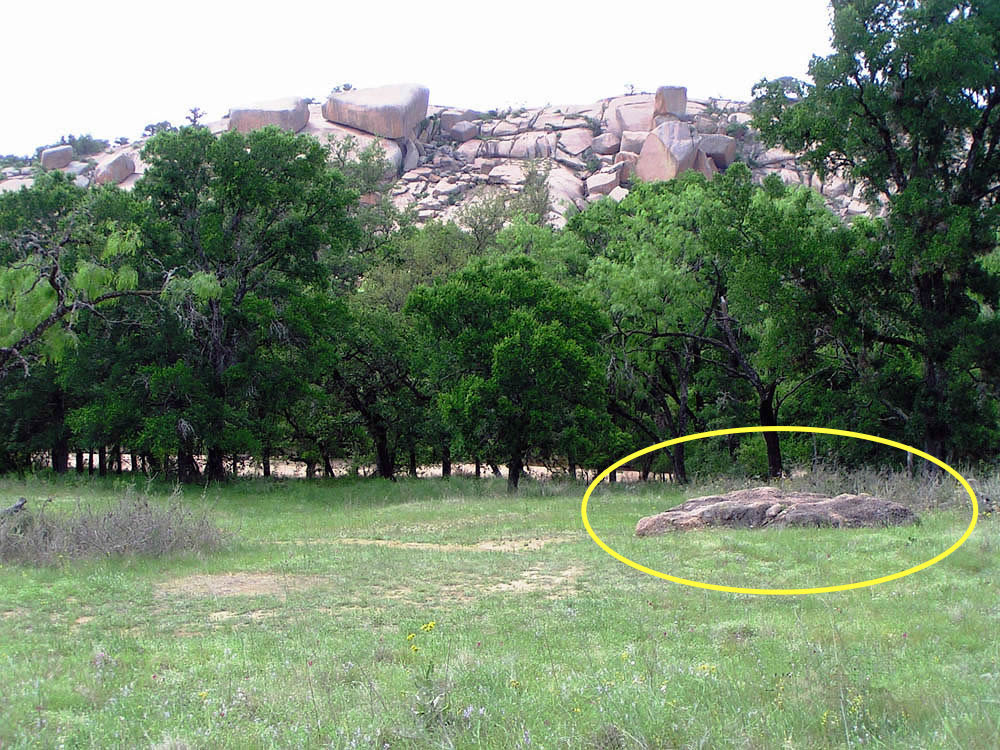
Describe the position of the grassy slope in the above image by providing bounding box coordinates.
[0,474,996,749]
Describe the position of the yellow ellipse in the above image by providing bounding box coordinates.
[580,426,979,595]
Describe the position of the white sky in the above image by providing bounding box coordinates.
[2,0,834,156]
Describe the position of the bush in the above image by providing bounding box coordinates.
[0,487,230,566]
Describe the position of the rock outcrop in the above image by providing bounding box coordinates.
[1,81,876,223]
[228,97,310,133]
[40,145,74,170]
[322,84,430,139]
[635,487,917,535]
[93,152,135,185]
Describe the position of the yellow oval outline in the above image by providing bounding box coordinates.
[581,426,979,595]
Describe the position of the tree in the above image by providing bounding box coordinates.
[752,0,1000,461]
[136,125,360,481]
[407,254,609,491]
[0,172,156,378]
[580,167,848,479]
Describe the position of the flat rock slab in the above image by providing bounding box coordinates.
[635,487,917,535]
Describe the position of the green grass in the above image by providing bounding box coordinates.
[0,473,997,749]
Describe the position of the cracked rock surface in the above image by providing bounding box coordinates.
[635,486,917,535]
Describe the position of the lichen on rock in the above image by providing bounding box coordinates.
[635,486,917,535]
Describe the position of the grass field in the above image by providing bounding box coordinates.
[0,471,996,749]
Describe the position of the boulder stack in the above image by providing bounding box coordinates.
[228,97,310,133]
[322,84,430,140]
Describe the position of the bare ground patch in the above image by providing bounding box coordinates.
[155,572,328,600]
[208,609,276,622]
[488,566,585,599]
[273,533,577,553]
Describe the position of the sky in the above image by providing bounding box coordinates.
[2,1,834,157]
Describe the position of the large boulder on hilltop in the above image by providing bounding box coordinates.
[451,121,479,142]
[696,133,738,169]
[636,125,697,182]
[614,102,654,136]
[228,97,310,133]
[586,171,619,196]
[509,132,557,159]
[635,487,917,535]
[40,145,74,170]
[557,127,594,156]
[614,151,639,182]
[322,84,429,139]
[620,130,649,154]
[654,86,687,117]
[301,104,403,172]
[439,108,482,133]
[94,152,136,185]
[547,165,586,212]
[603,94,655,136]
[592,132,621,155]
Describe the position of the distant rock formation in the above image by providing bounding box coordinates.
[635,486,917,534]
[1,81,877,224]
[228,97,310,133]
[322,84,430,140]
[40,145,74,170]
[94,152,135,185]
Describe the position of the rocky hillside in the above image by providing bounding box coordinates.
[0,83,872,225]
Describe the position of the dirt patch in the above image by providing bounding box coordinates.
[155,572,327,599]
[277,534,575,553]
[74,615,94,625]
[1,608,27,620]
[208,609,275,622]
[489,566,584,598]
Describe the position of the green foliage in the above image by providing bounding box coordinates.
[751,0,1000,460]
[509,159,552,225]
[407,254,611,489]
[456,186,513,252]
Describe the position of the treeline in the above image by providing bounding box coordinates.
[2,2,999,488]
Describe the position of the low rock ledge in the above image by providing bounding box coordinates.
[635,486,917,535]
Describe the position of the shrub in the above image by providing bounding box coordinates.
[0,486,230,566]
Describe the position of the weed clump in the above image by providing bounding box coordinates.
[0,486,230,565]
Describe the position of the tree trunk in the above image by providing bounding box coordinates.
[758,386,782,478]
[507,453,524,492]
[130,450,138,475]
[475,456,481,479]
[305,460,316,479]
[205,447,227,482]
[75,450,84,474]
[262,453,271,478]
[671,444,688,484]
[98,447,107,477]
[177,444,201,483]
[113,445,122,475]
[640,454,653,481]
[489,461,502,477]
[373,428,395,480]
[568,458,577,481]
[921,357,950,469]
[88,449,94,475]
[52,440,69,474]
[323,453,335,478]
[408,445,418,478]
[609,469,617,483]
[441,444,452,478]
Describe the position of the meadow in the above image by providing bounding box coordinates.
[0,469,996,749]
